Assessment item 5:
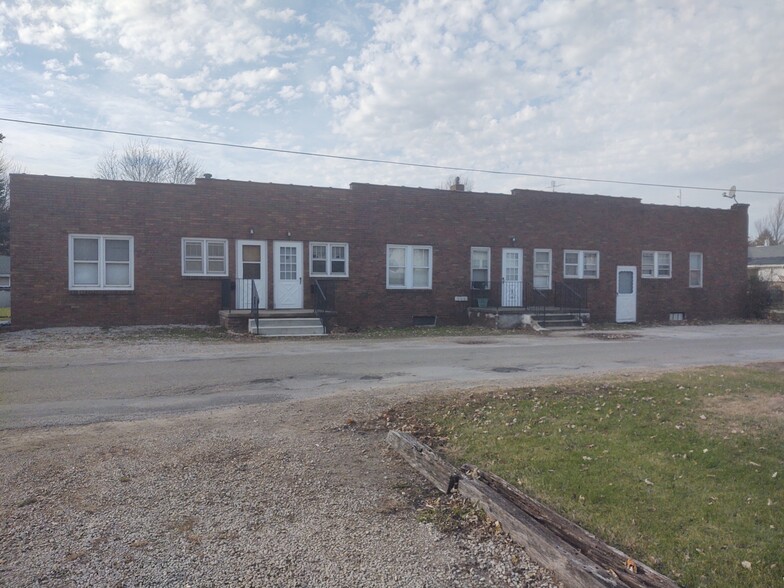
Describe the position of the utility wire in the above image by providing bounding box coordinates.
[1,116,781,195]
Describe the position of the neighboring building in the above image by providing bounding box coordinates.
[9,174,749,331]
[748,244,784,305]
[0,255,9,313]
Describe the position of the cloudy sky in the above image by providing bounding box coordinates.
[1,0,782,232]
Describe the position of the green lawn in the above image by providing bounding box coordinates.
[398,366,783,587]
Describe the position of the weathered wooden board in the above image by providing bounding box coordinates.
[463,465,680,588]
[386,430,680,588]
[387,431,624,588]
[386,430,459,493]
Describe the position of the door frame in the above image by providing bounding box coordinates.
[235,240,267,310]
[501,247,524,307]
[615,265,637,323]
[273,241,304,309]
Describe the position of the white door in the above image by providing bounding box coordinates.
[502,248,523,307]
[274,241,303,309]
[236,240,266,310]
[616,266,637,323]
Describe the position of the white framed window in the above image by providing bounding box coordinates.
[689,252,703,288]
[0,274,9,288]
[310,242,349,277]
[181,238,228,277]
[642,251,672,278]
[68,234,134,291]
[533,249,552,289]
[564,250,599,279]
[470,247,490,289]
[387,245,432,289]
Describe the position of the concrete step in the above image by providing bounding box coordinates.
[248,317,325,336]
[529,313,581,322]
[537,318,583,327]
[530,313,585,331]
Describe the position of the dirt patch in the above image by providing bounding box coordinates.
[701,391,784,433]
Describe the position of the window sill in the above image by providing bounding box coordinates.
[69,289,134,294]
[181,274,229,279]
[310,275,349,279]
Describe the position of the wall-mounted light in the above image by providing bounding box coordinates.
[249,228,255,236]
[286,230,292,238]
[510,236,517,245]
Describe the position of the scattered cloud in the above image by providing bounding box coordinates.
[279,85,303,101]
[0,0,781,229]
[316,21,351,47]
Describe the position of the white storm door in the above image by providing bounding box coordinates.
[616,266,637,323]
[501,248,523,307]
[236,240,266,310]
[274,241,303,309]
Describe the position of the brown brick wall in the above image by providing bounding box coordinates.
[9,174,748,330]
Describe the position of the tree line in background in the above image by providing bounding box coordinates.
[750,196,784,246]
[1,133,783,255]
[1,134,13,256]
[95,139,203,184]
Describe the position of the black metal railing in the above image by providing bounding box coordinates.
[469,279,588,315]
[221,278,262,311]
[237,279,258,310]
[311,279,336,333]
[469,280,524,308]
[250,280,260,334]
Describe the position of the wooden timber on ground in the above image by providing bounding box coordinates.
[386,430,680,588]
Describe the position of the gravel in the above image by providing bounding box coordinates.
[1,328,560,587]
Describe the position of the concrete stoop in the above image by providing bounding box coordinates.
[249,317,325,336]
[529,312,586,332]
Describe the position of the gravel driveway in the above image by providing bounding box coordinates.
[1,329,559,587]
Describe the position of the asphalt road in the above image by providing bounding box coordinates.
[1,324,783,429]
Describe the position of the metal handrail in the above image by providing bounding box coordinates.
[468,279,588,316]
[311,278,334,334]
[250,280,260,334]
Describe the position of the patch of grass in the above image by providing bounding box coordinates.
[107,326,244,342]
[397,366,783,587]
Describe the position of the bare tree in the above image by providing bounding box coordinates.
[96,140,202,184]
[0,135,18,256]
[753,196,784,245]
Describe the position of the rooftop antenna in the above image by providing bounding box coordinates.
[548,180,565,192]
[676,189,682,206]
[722,185,737,204]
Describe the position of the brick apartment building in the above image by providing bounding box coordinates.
[9,173,749,331]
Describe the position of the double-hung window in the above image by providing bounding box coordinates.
[533,249,552,289]
[69,234,134,290]
[689,252,703,287]
[642,251,671,278]
[387,245,432,289]
[310,242,349,277]
[563,250,599,279]
[470,247,490,289]
[182,238,228,276]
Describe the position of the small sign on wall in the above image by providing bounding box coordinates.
[454,295,468,302]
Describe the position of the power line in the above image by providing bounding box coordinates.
[1,116,782,195]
